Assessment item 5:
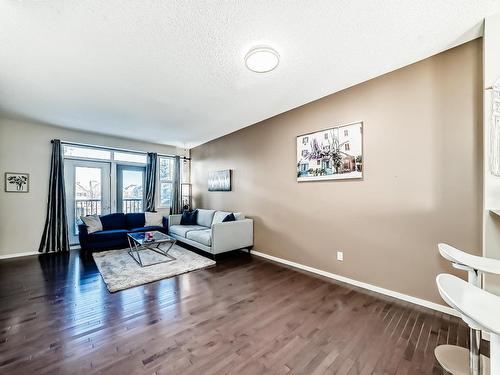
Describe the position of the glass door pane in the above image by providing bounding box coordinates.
[64,160,111,245]
[75,166,102,218]
[117,165,145,213]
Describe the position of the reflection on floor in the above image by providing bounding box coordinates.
[0,246,486,374]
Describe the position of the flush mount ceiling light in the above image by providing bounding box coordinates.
[245,47,280,73]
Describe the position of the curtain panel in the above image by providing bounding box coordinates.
[171,156,182,214]
[39,139,70,253]
[144,152,158,212]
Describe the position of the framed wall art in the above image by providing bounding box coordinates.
[208,170,231,191]
[297,121,363,182]
[5,172,29,193]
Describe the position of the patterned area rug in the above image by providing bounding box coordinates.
[93,244,215,292]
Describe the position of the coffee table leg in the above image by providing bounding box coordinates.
[128,236,144,267]
[145,241,177,262]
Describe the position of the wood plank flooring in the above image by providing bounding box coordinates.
[0,247,484,374]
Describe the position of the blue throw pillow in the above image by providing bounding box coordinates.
[125,213,145,229]
[180,209,198,225]
[222,213,236,222]
[100,213,126,230]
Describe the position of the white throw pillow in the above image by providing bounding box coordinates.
[145,212,163,227]
[81,215,102,234]
[234,212,245,220]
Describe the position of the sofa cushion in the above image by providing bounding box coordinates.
[81,214,102,234]
[181,209,198,225]
[100,213,127,231]
[125,213,145,229]
[186,229,212,247]
[88,229,128,242]
[145,212,163,227]
[129,226,164,233]
[169,225,206,238]
[196,209,216,227]
[212,211,232,225]
[222,213,236,222]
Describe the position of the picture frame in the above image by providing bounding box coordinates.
[296,121,363,182]
[208,170,231,191]
[5,172,30,193]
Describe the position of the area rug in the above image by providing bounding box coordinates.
[92,244,215,292]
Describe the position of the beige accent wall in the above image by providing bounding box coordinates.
[191,39,483,304]
[0,117,186,257]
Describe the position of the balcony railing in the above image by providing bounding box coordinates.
[74,198,143,234]
[76,199,101,218]
[122,198,143,213]
[75,198,143,217]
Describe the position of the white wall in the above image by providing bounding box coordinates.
[0,116,187,257]
[483,12,500,294]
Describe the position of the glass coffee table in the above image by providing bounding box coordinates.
[127,231,176,267]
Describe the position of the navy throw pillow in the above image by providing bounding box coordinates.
[222,213,236,222]
[125,213,145,229]
[100,213,126,231]
[180,209,198,225]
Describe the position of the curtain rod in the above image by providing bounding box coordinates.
[51,139,190,160]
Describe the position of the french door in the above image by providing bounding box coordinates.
[65,160,111,244]
[116,165,146,213]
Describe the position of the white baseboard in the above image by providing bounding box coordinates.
[252,250,459,318]
[0,251,39,260]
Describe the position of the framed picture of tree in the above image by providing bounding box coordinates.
[5,172,29,193]
[297,122,363,182]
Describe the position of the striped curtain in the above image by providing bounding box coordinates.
[144,152,158,212]
[38,139,70,253]
[171,156,182,214]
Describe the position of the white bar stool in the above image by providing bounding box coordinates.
[436,274,500,375]
[436,243,500,375]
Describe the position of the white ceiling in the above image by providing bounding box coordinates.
[1,1,499,148]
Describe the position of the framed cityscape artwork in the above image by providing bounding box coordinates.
[297,121,363,182]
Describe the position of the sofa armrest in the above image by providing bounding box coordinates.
[168,214,182,227]
[78,224,90,250]
[211,219,254,254]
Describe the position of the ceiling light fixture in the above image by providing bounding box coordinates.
[245,47,280,73]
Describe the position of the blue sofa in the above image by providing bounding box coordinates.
[78,212,168,251]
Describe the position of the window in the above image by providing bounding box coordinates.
[158,157,192,209]
[63,145,111,160]
[345,143,350,151]
[159,157,173,208]
[344,129,349,137]
[114,151,147,164]
[316,160,321,165]
[181,158,192,209]
[63,145,148,164]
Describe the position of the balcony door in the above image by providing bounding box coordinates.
[65,160,111,244]
[116,165,146,213]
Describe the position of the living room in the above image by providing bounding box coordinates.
[2,2,500,374]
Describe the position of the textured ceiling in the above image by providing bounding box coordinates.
[1,1,499,148]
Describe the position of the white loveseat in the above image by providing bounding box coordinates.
[168,209,253,257]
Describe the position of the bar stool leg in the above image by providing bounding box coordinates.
[469,328,481,375]
[434,269,489,374]
[468,269,481,375]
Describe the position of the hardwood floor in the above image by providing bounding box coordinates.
[0,247,484,374]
